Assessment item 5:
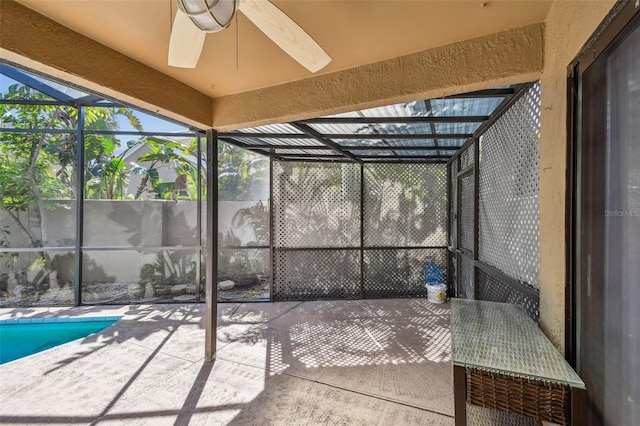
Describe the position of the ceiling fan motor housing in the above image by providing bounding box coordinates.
[177,0,237,32]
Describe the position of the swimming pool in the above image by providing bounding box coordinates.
[0,316,122,364]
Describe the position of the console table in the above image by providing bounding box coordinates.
[451,299,586,425]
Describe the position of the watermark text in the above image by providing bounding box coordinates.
[604,209,640,217]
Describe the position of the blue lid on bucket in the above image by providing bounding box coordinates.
[423,256,443,285]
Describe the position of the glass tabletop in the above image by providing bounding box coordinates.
[451,299,585,388]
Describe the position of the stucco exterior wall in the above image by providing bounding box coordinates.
[0,200,198,282]
[212,24,544,130]
[539,0,616,352]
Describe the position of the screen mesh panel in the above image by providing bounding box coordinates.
[272,161,448,301]
[363,248,446,298]
[459,173,474,251]
[477,269,539,322]
[218,248,269,301]
[273,249,360,301]
[479,83,541,288]
[273,161,361,248]
[218,200,269,247]
[363,163,446,247]
[448,83,540,309]
[459,144,474,169]
[450,162,458,247]
[449,253,457,294]
[218,145,270,301]
[460,255,475,299]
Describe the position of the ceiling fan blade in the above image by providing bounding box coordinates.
[168,8,206,68]
[238,0,331,73]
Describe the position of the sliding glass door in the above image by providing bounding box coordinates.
[574,6,639,425]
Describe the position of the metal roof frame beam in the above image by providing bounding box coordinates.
[361,158,448,164]
[298,116,489,124]
[218,137,284,160]
[330,133,472,140]
[448,83,531,162]
[221,131,472,140]
[224,144,330,150]
[289,122,360,162]
[217,83,529,163]
[357,154,452,160]
[469,83,531,140]
[345,145,459,151]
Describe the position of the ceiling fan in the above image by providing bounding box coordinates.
[168,0,331,73]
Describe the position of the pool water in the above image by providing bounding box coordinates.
[0,316,122,364]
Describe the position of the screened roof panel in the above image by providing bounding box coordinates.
[347,149,446,157]
[335,140,461,158]
[394,150,444,157]
[331,135,468,147]
[217,83,530,162]
[1,73,57,102]
[1,64,93,104]
[274,149,339,155]
[306,122,373,134]
[86,106,191,133]
[235,123,303,135]
[1,64,196,135]
[433,122,482,134]
[32,76,91,101]
[351,150,395,156]
[385,139,437,147]
[330,102,432,119]
[307,122,469,136]
[333,139,390,148]
[437,139,468,148]
[1,65,529,163]
[428,97,505,117]
[227,137,325,147]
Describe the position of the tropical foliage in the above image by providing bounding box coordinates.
[0,83,203,299]
[0,84,201,205]
[218,142,268,201]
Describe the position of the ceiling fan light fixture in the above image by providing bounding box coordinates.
[177,0,237,32]
[169,0,331,72]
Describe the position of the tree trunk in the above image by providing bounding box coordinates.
[134,174,150,199]
[27,131,51,249]
[25,131,53,290]
[5,210,38,247]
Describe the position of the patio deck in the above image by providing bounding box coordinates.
[0,299,453,425]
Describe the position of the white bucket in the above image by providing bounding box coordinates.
[426,283,447,304]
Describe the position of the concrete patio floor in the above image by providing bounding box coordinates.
[0,299,454,425]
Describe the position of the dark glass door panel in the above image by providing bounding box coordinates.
[577,14,639,426]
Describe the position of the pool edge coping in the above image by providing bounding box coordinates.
[0,315,123,325]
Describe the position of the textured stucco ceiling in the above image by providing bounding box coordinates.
[16,0,552,98]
